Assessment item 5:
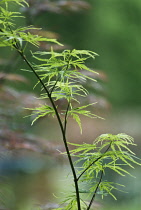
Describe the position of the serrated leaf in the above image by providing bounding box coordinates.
[24,105,55,125]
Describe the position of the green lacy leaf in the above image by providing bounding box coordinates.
[24,104,55,125]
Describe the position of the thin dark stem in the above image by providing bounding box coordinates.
[49,78,59,95]
[77,142,111,181]
[11,40,81,209]
[87,169,104,210]
[19,51,81,210]
[64,101,70,135]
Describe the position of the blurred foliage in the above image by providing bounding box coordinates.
[0,72,66,156]
[77,0,141,108]
[25,0,90,14]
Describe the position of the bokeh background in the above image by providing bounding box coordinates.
[0,0,141,209]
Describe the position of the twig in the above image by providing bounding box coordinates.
[87,169,104,210]
[18,51,81,210]
[10,36,81,209]
[77,142,111,181]
[49,78,59,96]
[64,101,70,135]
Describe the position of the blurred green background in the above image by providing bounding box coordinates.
[0,0,141,209]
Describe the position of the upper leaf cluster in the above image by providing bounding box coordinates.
[30,49,99,127]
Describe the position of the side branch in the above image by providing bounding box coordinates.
[64,101,70,135]
[77,142,111,181]
[87,169,104,210]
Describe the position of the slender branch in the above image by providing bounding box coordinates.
[18,51,81,210]
[10,37,81,209]
[49,78,59,95]
[77,142,111,181]
[87,169,104,210]
[64,100,70,135]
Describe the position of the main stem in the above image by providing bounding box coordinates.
[15,48,81,210]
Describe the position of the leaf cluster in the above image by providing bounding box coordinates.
[29,49,99,128]
[69,133,141,199]
[23,0,90,15]
[0,3,61,47]
[53,195,87,210]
